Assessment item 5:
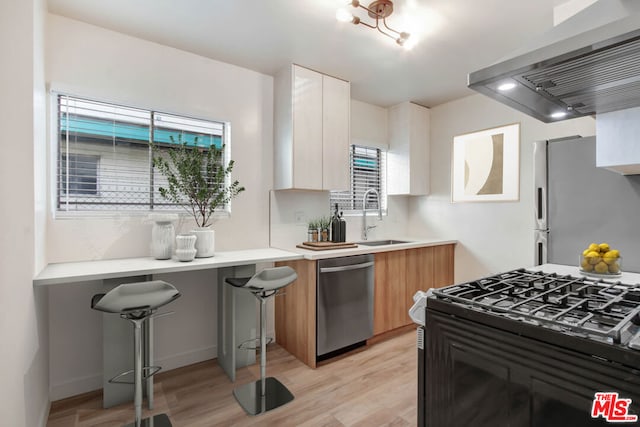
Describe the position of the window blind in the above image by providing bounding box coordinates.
[330,145,387,215]
[57,94,226,213]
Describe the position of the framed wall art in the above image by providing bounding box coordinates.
[452,123,520,202]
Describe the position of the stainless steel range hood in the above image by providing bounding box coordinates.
[468,0,640,123]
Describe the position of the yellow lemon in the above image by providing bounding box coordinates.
[582,248,591,257]
[609,249,620,258]
[586,251,601,264]
[598,243,610,253]
[581,258,593,271]
[588,243,599,252]
[594,261,609,274]
[609,262,620,274]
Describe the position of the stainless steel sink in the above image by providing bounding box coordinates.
[357,239,412,246]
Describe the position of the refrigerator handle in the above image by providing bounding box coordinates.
[534,230,548,266]
[533,140,548,230]
[536,186,546,222]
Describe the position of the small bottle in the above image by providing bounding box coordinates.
[331,203,341,242]
[339,211,346,243]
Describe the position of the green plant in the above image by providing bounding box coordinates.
[308,219,318,230]
[318,216,331,230]
[151,136,245,228]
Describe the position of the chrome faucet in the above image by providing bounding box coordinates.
[361,188,382,240]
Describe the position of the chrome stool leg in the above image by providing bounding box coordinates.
[123,317,172,427]
[232,293,294,415]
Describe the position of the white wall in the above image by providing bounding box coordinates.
[46,14,273,262]
[408,94,596,283]
[0,0,50,426]
[45,14,275,400]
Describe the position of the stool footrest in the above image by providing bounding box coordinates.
[108,366,162,385]
[238,336,273,350]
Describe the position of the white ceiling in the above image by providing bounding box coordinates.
[47,0,567,108]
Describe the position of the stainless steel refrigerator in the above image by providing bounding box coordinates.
[534,135,640,272]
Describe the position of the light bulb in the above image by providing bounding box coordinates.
[551,111,567,119]
[336,8,354,23]
[497,82,517,91]
[398,33,416,50]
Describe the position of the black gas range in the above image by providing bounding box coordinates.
[417,268,640,427]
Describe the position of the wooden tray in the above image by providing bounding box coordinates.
[296,241,358,251]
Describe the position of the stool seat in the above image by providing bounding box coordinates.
[92,280,180,314]
[225,266,297,292]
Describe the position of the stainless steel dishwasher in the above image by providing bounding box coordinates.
[317,254,374,359]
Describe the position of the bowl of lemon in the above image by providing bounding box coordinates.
[579,242,622,277]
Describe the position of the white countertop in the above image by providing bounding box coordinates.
[280,238,458,260]
[529,263,640,284]
[33,248,303,286]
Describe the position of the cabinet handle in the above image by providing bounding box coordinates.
[319,261,374,273]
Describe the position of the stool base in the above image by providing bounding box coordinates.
[123,413,172,427]
[233,377,294,415]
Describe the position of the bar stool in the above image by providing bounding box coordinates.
[225,266,297,415]
[91,280,181,427]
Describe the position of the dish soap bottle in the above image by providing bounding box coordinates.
[339,211,346,243]
[331,203,342,242]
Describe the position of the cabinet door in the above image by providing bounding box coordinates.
[292,65,323,190]
[405,246,434,326]
[322,75,350,190]
[388,102,430,195]
[373,250,407,335]
[433,244,454,288]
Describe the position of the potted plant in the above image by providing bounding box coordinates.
[151,136,245,257]
[319,216,331,242]
[307,219,319,243]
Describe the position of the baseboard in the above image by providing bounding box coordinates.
[50,372,102,401]
[152,345,217,372]
[50,345,217,401]
[38,400,51,427]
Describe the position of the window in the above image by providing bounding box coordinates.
[56,94,228,213]
[330,145,387,215]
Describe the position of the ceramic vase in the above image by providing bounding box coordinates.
[192,227,215,258]
[175,234,197,262]
[151,220,174,260]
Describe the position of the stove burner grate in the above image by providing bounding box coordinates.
[433,269,640,345]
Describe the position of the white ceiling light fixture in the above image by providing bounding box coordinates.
[336,0,412,48]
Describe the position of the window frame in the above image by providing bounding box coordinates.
[51,91,233,219]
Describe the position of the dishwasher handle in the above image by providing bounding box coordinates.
[319,261,374,274]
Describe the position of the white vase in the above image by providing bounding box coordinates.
[192,227,215,258]
[151,220,174,260]
[175,234,197,262]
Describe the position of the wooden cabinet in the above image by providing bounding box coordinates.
[274,258,317,368]
[387,102,430,195]
[373,244,455,335]
[274,64,350,190]
[275,244,455,367]
[373,250,407,335]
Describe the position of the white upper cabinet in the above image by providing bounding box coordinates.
[274,64,350,190]
[387,102,430,195]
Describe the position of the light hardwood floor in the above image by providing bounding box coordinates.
[47,330,418,427]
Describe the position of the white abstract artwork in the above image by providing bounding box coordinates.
[452,123,519,202]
